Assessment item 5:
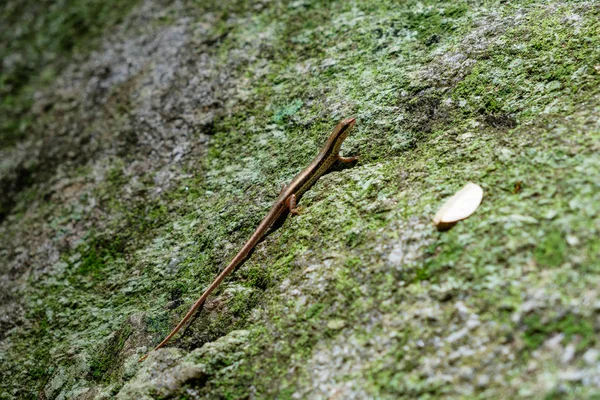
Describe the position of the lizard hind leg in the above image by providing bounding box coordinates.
[285,194,300,215]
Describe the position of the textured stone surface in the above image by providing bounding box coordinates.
[1,0,599,398]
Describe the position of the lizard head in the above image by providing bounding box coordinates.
[331,117,356,144]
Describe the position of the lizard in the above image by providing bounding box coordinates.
[139,117,358,362]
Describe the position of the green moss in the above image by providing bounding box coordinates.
[89,325,133,382]
[523,313,595,352]
[145,313,172,346]
[273,99,304,123]
[305,303,326,320]
[405,2,469,42]
[452,4,600,121]
[76,235,126,277]
[27,336,53,383]
[534,230,567,267]
[241,264,273,290]
[78,246,107,277]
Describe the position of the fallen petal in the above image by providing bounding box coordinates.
[433,182,484,231]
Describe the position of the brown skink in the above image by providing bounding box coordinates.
[139,117,358,362]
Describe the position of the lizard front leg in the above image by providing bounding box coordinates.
[337,154,359,163]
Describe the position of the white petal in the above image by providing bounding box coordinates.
[433,183,483,230]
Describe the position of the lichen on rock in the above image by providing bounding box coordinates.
[1,0,600,399]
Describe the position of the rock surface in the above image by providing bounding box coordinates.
[1,0,599,398]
